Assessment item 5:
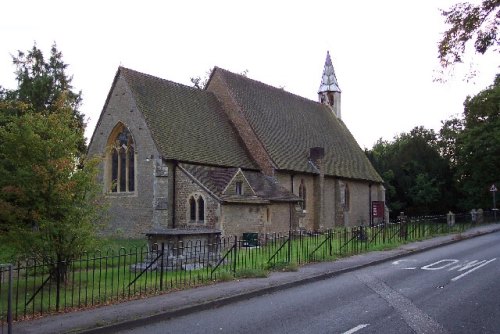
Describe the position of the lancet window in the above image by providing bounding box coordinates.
[107,124,135,193]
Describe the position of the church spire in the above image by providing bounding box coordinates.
[318,51,342,119]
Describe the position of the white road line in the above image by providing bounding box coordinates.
[451,258,496,281]
[343,324,369,334]
[421,259,459,270]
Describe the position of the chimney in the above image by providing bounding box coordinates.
[309,147,325,164]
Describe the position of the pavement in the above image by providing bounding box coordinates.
[14,223,500,334]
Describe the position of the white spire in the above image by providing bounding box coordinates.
[318,51,341,94]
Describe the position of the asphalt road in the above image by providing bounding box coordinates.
[114,231,500,334]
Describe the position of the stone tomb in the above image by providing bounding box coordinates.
[133,228,222,271]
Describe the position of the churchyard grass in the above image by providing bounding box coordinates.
[1,211,493,321]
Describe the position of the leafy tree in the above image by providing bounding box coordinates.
[0,96,104,279]
[366,127,455,216]
[438,0,499,70]
[410,173,441,212]
[0,44,105,282]
[452,74,500,209]
[8,43,86,152]
[438,116,463,166]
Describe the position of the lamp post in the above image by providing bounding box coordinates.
[491,184,498,222]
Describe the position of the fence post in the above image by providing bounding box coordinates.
[287,230,292,263]
[328,229,333,257]
[232,236,238,274]
[7,264,13,334]
[398,212,407,240]
[55,263,61,312]
[159,243,165,291]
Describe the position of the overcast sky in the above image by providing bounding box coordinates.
[1,0,498,149]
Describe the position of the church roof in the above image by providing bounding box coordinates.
[180,163,300,202]
[318,51,341,93]
[119,67,257,169]
[210,67,382,182]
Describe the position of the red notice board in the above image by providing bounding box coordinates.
[372,201,384,218]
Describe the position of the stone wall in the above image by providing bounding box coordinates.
[275,172,316,230]
[337,179,385,227]
[266,203,292,234]
[322,177,337,229]
[175,167,220,230]
[88,73,167,237]
[221,204,266,236]
[275,172,385,229]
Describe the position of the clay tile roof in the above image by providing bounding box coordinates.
[212,68,383,182]
[181,164,299,202]
[119,67,256,169]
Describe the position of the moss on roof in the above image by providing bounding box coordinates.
[120,67,256,169]
[180,163,299,202]
[212,68,383,182]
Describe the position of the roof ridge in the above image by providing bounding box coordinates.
[214,67,322,106]
[120,66,213,95]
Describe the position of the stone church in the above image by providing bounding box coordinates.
[88,52,385,238]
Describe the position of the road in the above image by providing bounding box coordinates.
[114,231,500,334]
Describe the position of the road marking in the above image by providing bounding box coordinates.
[421,259,459,270]
[451,258,496,281]
[343,324,369,334]
[392,259,417,269]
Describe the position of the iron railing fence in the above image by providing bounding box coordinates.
[0,211,496,323]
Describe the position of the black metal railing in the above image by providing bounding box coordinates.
[0,211,496,324]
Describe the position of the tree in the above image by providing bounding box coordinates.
[438,0,499,70]
[452,74,500,209]
[190,67,214,89]
[438,116,464,166]
[190,68,249,89]
[8,43,86,152]
[0,96,104,278]
[366,127,455,216]
[0,44,105,282]
[409,173,441,212]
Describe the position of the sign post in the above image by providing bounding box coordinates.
[372,201,384,226]
[491,184,497,222]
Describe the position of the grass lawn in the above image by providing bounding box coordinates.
[0,221,472,321]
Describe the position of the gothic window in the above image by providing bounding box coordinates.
[106,123,136,193]
[299,179,306,211]
[189,197,196,221]
[198,197,205,222]
[188,194,205,224]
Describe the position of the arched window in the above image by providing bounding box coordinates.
[189,197,196,221]
[106,123,135,193]
[198,197,205,222]
[188,194,205,224]
[299,179,306,211]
